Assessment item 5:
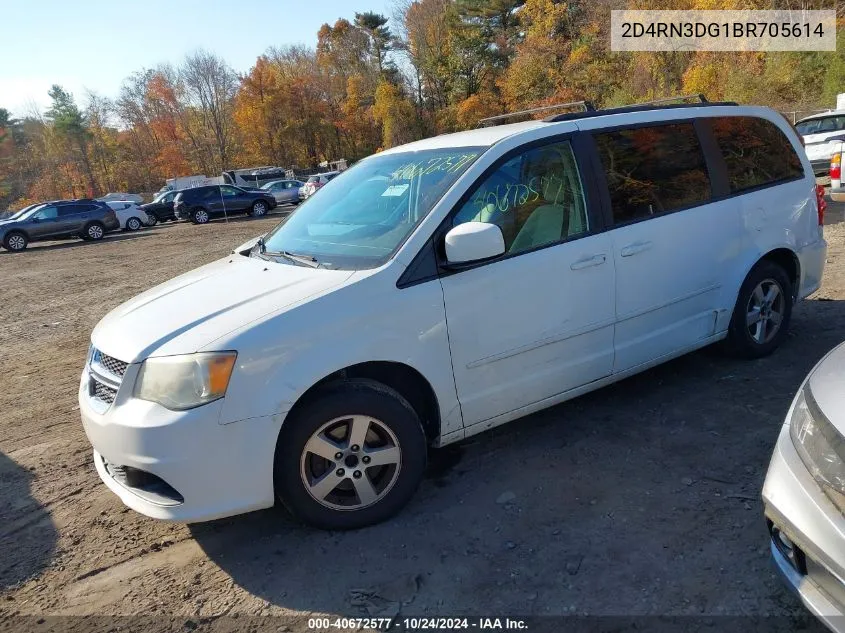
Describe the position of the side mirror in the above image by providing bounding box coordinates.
[444,221,505,265]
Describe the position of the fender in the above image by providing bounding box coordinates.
[211,269,463,436]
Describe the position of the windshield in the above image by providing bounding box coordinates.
[259,147,483,270]
[796,115,845,136]
[4,204,44,220]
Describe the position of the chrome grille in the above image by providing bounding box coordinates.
[91,377,117,404]
[95,350,128,377]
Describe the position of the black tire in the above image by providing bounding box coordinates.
[3,231,28,252]
[84,222,105,241]
[126,217,143,231]
[145,215,158,227]
[191,208,210,224]
[274,378,427,530]
[723,260,793,359]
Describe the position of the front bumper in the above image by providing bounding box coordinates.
[79,359,281,522]
[763,424,845,632]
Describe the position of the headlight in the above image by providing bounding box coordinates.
[134,352,237,410]
[790,386,845,513]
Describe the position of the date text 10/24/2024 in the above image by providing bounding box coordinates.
[307,617,529,630]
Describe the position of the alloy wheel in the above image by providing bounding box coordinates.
[299,415,402,511]
[746,279,785,344]
[88,224,104,239]
[7,234,25,251]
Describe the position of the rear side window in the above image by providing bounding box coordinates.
[795,115,845,136]
[710,116,804,193]
[593,123,711,224]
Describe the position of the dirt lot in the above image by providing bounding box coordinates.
[1,206,843,632]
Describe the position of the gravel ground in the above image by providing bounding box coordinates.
[0,205,843,632]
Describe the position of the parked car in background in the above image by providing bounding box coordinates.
[173,185,277,224]
[1,199,119,251]
[140,190,178,225]
[79,102,825,529]
[763,340,845,632]
[301,171,340,199]
[97,192,144,204]
[260,180,304,205]
[796,111,845,176]
[105,201,150,231]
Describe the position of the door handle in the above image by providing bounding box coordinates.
[620,241,653,257]
[570,254,606,270]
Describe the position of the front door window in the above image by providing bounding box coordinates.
[452,140,588,255]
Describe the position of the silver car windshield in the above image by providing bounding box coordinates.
[259,147,483,270]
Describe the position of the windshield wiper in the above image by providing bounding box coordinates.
[259,244,320,268]
[278,250,320,268]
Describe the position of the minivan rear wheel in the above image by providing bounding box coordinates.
[724,260,792,359]
[274,379,427,530]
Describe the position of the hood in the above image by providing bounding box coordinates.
[92,255,355,362]
[0,217,22,229]
[808,341,845,436]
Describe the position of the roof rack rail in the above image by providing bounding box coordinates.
[635,93,708,107]
[543,96,736,123]
[479,101,595,127]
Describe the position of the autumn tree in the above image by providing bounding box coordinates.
[373,80,418,148]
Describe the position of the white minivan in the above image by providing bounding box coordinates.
[80,103,827,529]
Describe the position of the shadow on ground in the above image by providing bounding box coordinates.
[0,232,152,254]
[190,300,841,628]
[0,451,58,590]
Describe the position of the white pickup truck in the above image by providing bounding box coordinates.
[796,110,845,178]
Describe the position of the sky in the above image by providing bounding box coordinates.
[0,0,394,117]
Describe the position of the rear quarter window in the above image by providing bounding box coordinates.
[593,122,712,224]
[710,116,804,194]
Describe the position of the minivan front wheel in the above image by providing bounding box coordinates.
[275,379,427,530]
[725,260,792,359]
